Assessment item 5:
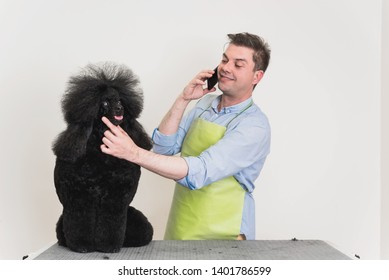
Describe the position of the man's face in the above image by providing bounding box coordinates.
[217,44,263,97]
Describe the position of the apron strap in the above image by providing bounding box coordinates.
[226,100,253,128]
[198,97,254,128]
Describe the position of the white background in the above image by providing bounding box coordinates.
[0,0,387,259]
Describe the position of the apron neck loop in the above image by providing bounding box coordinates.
[226,99,253,128]
[198,96,254,128]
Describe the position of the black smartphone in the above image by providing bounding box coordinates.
[207,67,218,90]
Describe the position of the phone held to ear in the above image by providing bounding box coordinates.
[207,67,218,90]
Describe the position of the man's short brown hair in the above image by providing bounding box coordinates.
[227,32,271,72]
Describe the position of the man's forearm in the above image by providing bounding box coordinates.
[158,94,190,135]
[158,70,216,135]
[133,147,189,180]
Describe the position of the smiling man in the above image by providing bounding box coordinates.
[101,32,271,241]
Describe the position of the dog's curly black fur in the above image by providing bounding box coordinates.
[52,63,153,253]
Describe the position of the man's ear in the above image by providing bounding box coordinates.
[252,70,264,87]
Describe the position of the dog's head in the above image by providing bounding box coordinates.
[100,95,124,126]
[53,63,144,162]
[63,63,143,125]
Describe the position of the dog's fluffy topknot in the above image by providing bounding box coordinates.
[62,62,144,125]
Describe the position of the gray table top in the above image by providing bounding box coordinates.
[34,240,351,260]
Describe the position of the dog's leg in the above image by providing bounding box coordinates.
[56,214,67,247]
[62,210,96,253]
[123,206,153,247]
[94,209,126,253]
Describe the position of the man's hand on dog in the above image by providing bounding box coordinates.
[101,117,139,162]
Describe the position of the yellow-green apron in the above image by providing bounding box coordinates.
[164,101,252,240]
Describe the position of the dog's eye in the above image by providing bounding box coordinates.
[102,101,109,107]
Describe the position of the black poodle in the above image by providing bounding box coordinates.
[52,63,153,253]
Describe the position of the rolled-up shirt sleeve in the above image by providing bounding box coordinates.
[152,128,182,155]
[152,107,200,156]
[176,115,271,191]
[152,97,212,156]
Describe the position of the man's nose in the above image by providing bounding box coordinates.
[221,61,232,73]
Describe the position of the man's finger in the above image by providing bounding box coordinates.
[117,125,128,136]
[198,70,214,80]
[102,136,114,147]
[102,117,120,135]
[100,144,112,155]
[103,130,116,142]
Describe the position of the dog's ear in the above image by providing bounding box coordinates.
[52,124,93,162]
[123,120,153,151]
[62,72,102,125]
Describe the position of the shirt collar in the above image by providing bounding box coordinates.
[211,95,253,114]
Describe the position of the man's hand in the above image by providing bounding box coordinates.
[181,69,217,101]
[100,117,139,162]
[157,69,217,136]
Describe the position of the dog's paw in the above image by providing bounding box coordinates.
[71,247,92,253]
[97,246,121,253]
[109,247,121,253]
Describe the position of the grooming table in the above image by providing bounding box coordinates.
[33,240,350,260]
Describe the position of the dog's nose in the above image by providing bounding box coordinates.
[114,102,123,112]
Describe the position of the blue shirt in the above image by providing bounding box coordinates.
[152,94,271,239]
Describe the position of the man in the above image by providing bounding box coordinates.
[101,32,271,240]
